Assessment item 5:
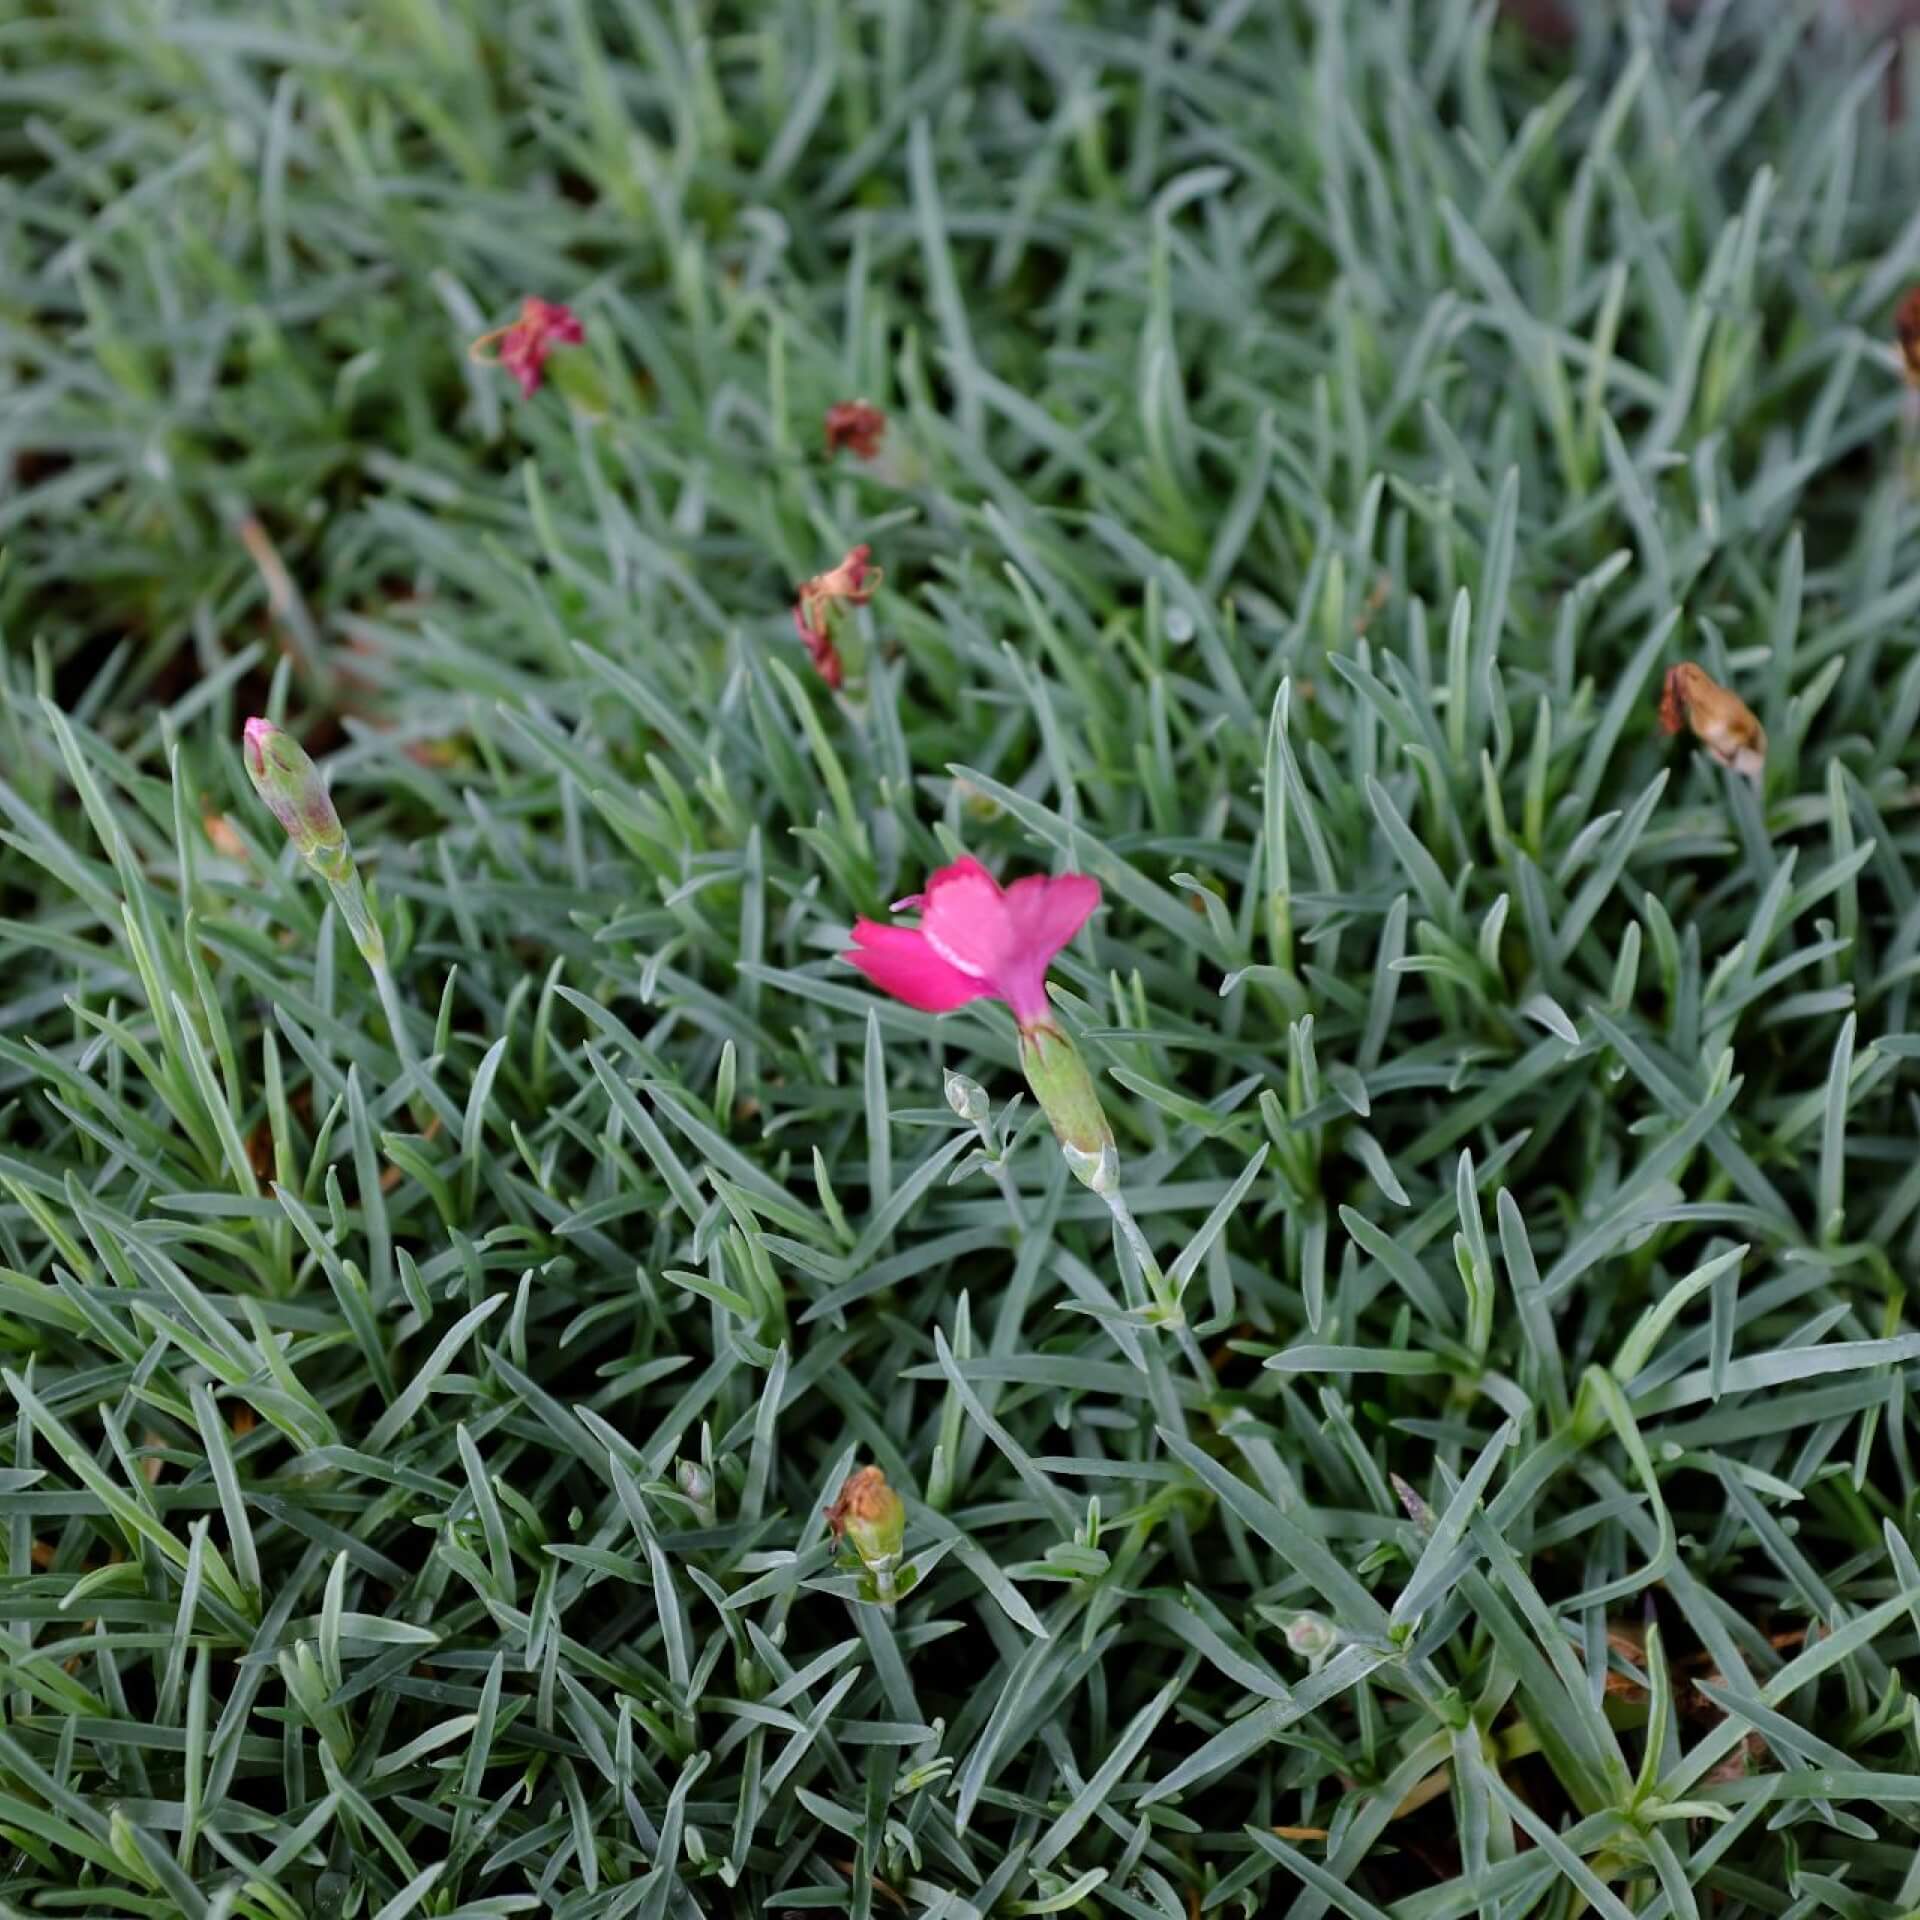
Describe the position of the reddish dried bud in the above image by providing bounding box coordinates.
[824,400,887,461]
[1898,288,1920,386]
[470,297,585,398]
[1658,663,1766,783]
[792,603,844,690]
[792,544,880,688]
[825,1464,905,1567]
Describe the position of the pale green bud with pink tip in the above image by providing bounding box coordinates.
[242,717,383,965]
[244,719,348,876]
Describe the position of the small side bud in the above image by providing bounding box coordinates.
[1282,1611,1338,1663]
[243,719,349,877]
[672,1459,710,1520]
[1017,1021,1117,1186]
[825,1464,906,1571]
[944,1068,989,1126]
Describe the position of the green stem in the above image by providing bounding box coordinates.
[1104,1185,1212,1381]
[970,1116,1025,1239]
[320,863,384,970]
[321,863,460,1143]
[1104,1185,1168,1311]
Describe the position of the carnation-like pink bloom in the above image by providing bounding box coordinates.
[469,297,585,398]
[844,857,1100,1027]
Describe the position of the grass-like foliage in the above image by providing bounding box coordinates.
[6,0,1920,1912]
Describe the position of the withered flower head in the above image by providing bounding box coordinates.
[824,1463,905,1567]
[1898,287,1920,386]
[1658,663,1765,784]
[824,400,887,461]
[469,297,585,398]
[792,544,882,690]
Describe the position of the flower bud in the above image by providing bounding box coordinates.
[1390,1473,1436,1536]
[243,719,349,879]
[825,1464,906,1570]
[1016,1021,1116,1190]
[676,1457,713,1507]
[1283,1611,1337,1662]
[944,1068,989,1126]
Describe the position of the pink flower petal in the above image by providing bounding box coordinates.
[983,873,1100,1023]
[1002,873,1101,967]
[843,922,989,1013]
[917,859,1015,984]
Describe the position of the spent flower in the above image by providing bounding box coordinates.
[1658,662,1766,783]
[1898,286,1920,387]
[792,543,880,689]
[469,296,585,399]
[824,400,887,460]
[826,1464,906,1578]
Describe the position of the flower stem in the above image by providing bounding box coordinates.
[988,1159,1026,1237]
[1104,1185,1171,1317]
[327,869,461,1143]
[321,866,385,971]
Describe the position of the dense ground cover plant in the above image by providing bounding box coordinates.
[5,0,1920,1912]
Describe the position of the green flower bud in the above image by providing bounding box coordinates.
[1283,1611,1337,1662]
[944,1068,989,1126]
[243,716,386,966]
[675,1456,716,1529]
[1017,1021,1116,1191]
[825,1464,906,1570]
[243,719,349,880]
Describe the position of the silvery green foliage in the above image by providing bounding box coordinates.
[1,2,1919,1913]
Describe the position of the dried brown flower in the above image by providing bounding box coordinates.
[792,543,881,689]
[824,1464,905,1566]
[824,400,887,461]
[1658,662,1765,783]
[1898,288,1920,386]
